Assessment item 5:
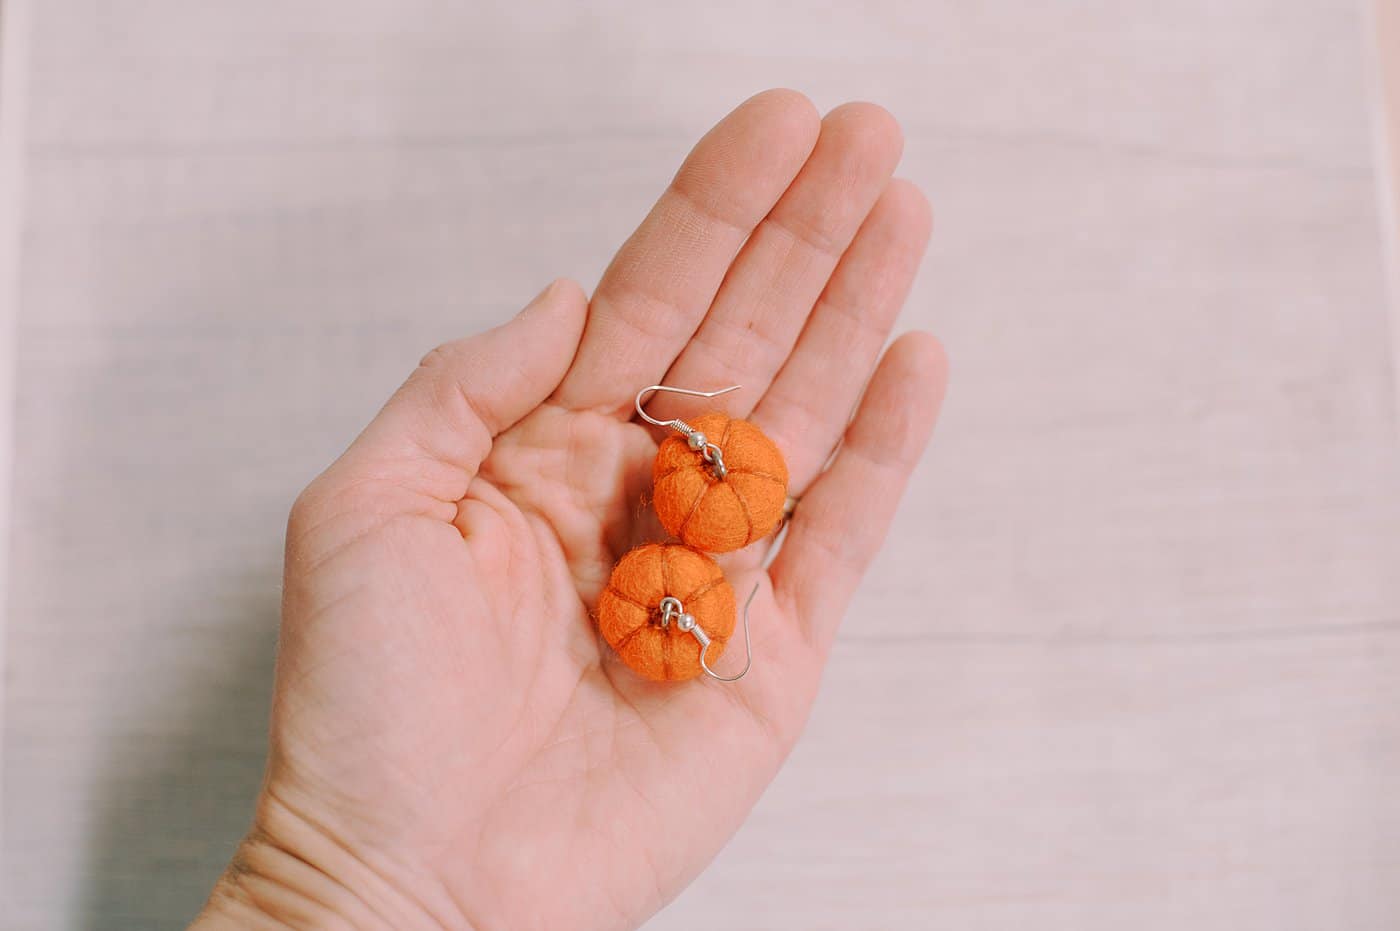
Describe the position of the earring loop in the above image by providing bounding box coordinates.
[635,384,741,479]
[656,583,757,682]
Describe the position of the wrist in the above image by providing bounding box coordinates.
[191,830,396,930]
[189,835,371,930]
[189,789,455,931]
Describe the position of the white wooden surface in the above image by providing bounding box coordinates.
[4,2,1400,929]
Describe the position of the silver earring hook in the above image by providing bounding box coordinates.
[634,383,740,429]
[634,384,741,480]
[700,583,757,682]
[658,584,757,683]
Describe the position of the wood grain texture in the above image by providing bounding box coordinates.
[4,2,1399,929]
[1375,0,1400,404]
[0,0,36,864]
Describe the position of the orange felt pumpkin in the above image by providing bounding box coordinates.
[651,411,788,553]
[596,543,736,681]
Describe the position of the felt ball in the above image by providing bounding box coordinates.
[652,412,789,553]
[596,543,736,681]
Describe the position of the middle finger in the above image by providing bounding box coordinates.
[643,102,904,425]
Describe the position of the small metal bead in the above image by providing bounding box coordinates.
[686,431,707,451]
[677,612,696,632]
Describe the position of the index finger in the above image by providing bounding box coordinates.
[552,89,820,415]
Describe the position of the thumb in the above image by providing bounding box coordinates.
[330,278,588,504]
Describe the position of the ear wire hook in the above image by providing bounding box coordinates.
[635,384,741,479]
[702,583,757,682]
[658,583,758,682]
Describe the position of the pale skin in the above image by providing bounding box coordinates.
[192,89,948,930]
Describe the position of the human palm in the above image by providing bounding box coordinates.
[197,90,947,930]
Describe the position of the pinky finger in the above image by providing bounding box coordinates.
[768,331,948,650]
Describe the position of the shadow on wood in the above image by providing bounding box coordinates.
[78,579,279,930]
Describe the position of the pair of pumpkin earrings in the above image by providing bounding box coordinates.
[596,384,790,683]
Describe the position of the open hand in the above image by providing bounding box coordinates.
[194,89,948,931]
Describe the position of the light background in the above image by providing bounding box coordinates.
[4,2,1400,929]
